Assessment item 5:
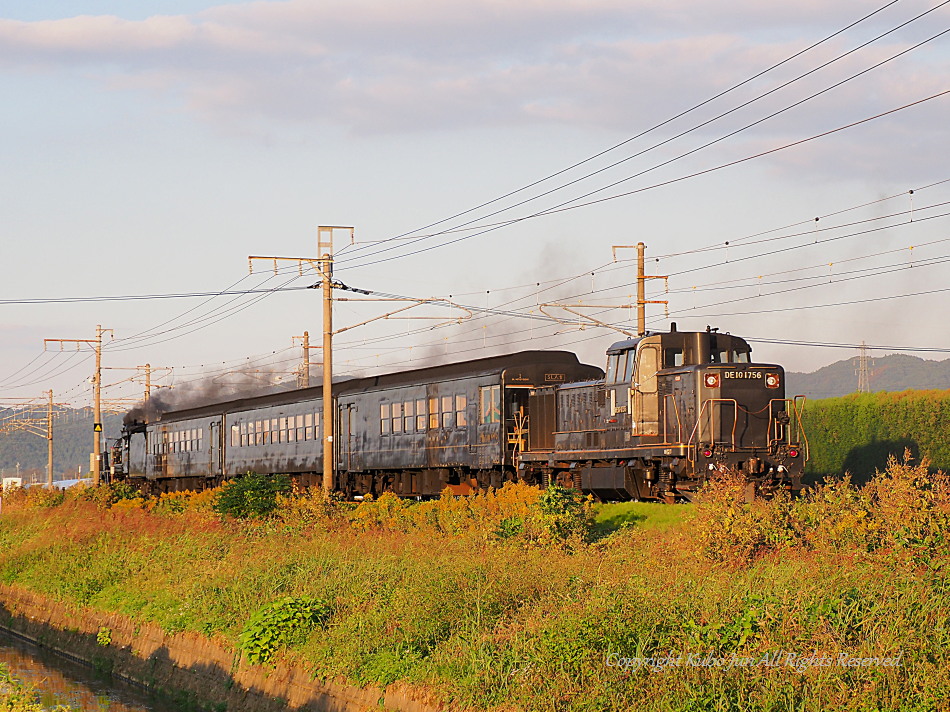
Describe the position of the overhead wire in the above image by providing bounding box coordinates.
[338,21,950,269]
[341,0,908,258]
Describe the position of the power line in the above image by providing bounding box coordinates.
[342,0,907,258]
[351,1,950,258]
[338,86,950,270]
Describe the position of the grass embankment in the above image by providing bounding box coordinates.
[1,462,949,712]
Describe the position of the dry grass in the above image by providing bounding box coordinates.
[1,460,948,711]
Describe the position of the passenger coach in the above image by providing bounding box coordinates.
[122,351,604,496]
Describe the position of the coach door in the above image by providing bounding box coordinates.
[633,345,660,437]
[340,404,360,471]
[209,420,222,476]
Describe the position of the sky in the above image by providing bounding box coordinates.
[1,0,950,412]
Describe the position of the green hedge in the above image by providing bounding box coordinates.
[802,389,950,478]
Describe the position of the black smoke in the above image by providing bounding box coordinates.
[123,366,301,425]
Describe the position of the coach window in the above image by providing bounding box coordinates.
[304,413,313,440]
[416,399,427,431]
[315,412,321,440]
[441,395,454,428]
[271,418,278,444]
[428,397,439,429]
[231,425,239,448]
[380,403,391,435]
[456,395,468,427]
[479,385,501,424]
[256,421,264,446]
[287,416,296,442]
[403,401,414,432]
[392,402,403,433]
[296,414,304,442]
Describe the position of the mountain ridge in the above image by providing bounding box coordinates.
[786,353,950,400]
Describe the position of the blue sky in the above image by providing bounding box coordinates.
[2,0,949,408]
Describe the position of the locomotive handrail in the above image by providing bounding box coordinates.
[793,395,810,461]
[767,399,790,450]
[765,397,809,460]
[685,398,739,467]
[662,393,683,443]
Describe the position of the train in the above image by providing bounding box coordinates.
[114,324,807,501]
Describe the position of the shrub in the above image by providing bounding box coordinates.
[690,469,796,562]
[532,484,593,544]
[213,472,291,519]
[238,596,332,665]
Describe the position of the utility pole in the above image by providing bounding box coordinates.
[144,363,152,401]
[250,226,353,494]
[0,393,68,489]
[292,331,322,388]
[46,389,53,489]
[612,243,667,335]
[321,243,334,494]
[45,324,112,486]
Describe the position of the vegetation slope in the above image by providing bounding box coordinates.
[0,462,948,712]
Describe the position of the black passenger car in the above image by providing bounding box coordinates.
[122,351,603,496]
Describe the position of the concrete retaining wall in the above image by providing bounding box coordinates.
[0,584,441,712]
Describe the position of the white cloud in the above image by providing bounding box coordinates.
[0,0,947,148]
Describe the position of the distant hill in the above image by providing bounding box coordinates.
[0,409,124,483]
[787,354,950,401]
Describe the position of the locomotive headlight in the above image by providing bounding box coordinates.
[766,373,781,389]
[702,448,713,458]
[788,448,799,458]
[704,373,721,388]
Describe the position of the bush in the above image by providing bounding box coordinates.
[803,390,950,476]
[213,472,291,519]
[533,484,593,544]
[238,596,332,665]
[690,469,796,562]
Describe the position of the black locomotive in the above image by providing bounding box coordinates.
[519,324,806,501]
[117,325,806,500]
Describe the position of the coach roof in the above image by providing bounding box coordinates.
[153,350,602,423]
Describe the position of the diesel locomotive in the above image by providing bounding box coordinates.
[116,325,806,500]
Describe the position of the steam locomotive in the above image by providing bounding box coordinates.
[116,324,806,501]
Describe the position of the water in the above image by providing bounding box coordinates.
[0,629,180,711]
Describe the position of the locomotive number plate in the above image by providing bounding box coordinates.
[544,373,566,382]
[722,371,762,379]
